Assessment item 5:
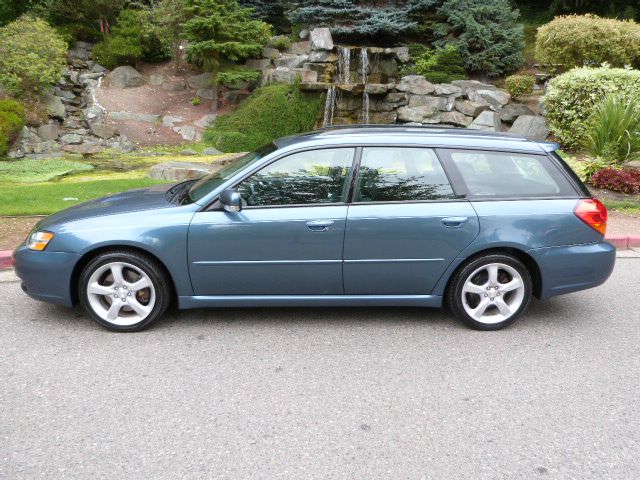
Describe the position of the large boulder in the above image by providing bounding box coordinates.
[497,103,535,123]
[148,161,219,181]
[468,111,502,132]
[108,66,145,88]
[245,58,272,70]
[509,115,549,140]
[468,89,511,110]
[187,72,214,90]
[309,28,334,51]
[396,75,435,95]
[440,111,473,127]
[37,124,60,141]
[42,93,66,119]
[90,123,117,139]
[454,99,489,118]
[397,105,439,123]
[451,79,497,95]
[275,54,309,69]
[433,84,463,97]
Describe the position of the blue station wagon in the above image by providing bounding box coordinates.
[14,126,615,331]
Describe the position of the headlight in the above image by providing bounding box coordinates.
[26,231,54,251]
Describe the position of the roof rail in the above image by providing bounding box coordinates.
[315,123,462,133]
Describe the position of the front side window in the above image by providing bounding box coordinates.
[440,149,572,198]
[236,148,355,207]
[355,147,455,202]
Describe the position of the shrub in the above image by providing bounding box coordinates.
[0,98,25,156]
[536,15,640,70]
[435,0,524,76]
[217,67,261,86]
[0,16,67,96]
[413,44,467,83]
[585,94,640,163]
[543,67,640,149]
[204,83,323,152]
[190,97,202,106]
[505,74,535,97]
[591,167,640,194]
[269,35,291,51]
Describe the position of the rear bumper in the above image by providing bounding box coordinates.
[13,245,80,307]
[529,241,616,300]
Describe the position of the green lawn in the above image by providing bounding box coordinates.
[0,178,168,215]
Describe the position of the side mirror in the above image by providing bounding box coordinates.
[219,188,242,213]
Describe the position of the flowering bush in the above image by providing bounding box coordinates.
[590,168,640,194]
[505,74,535,97]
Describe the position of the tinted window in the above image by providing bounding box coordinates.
[355,147,455,202]
[237,148,354,206]
[441,150,573,198]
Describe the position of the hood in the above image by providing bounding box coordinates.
[36,184,175,231]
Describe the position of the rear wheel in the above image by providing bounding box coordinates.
[447,254,532,330]
[79,250,171,332]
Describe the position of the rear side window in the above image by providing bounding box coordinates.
[438,149,576,198]
[355,147,456,202]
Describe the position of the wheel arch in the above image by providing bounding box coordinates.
[70,245,178,306]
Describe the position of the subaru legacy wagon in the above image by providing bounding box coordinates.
[14,126,615,332]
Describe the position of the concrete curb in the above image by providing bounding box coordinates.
[0,250,13,270]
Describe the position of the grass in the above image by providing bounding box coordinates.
[602,199,640,214]
[0,158,94,183]
[0,178,168,215]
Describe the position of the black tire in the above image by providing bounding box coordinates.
[446,253,532,331]
[78,250,171,332]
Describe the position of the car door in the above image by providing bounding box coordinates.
[343,147,479,295]
[188,147,356,296]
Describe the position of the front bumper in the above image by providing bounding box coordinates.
[529,241,616,300]
[13,245,81,307]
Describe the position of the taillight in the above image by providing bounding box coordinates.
[574,198,607,235]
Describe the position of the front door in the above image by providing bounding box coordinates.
[343,147,479,295]
[188,148,356,296]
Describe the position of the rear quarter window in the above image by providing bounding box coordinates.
[437,149,578,199]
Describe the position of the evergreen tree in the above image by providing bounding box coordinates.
[155,0,191,67]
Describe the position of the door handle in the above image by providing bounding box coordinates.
[441,216,468,228]
[306,220,334,232]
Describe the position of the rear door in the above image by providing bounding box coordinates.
[343,147,479,295]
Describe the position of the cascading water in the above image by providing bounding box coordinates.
[322,85,336,127]
[360,47,370,124]
[338,47,351,84]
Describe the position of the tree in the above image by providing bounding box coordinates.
[435,0,524,76]
[183,0,271,102]
[155,0,191,67]
[0,16,68,96]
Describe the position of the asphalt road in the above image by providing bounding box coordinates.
[1,259,639,480]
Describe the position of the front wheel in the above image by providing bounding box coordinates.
[79,250,171,332]
[447,254,532,330]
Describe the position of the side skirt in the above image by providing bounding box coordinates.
[178,295,443,309]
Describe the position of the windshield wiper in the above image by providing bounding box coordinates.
[165,179,197,204]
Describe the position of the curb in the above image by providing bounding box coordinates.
[0,250,14,270]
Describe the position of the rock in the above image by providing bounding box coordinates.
[60,133,83,144]
[451,79,497,94]
[288,41,311,55]
[275,54,309,69]
[310,28,334,51]
[625,159,640,169]
[61,144,104,155]
[148,161,218,181]
[90,123,117,139]
[54,87,76,101]
[203,147,223,155]
[161,78,186,91]
[67,70,80,85]
[393,47,410,63]
[433,84,463,97]
[369,111,398,124]
[309,51,337,63]
[384,92,408,105]
[497,103,535,123]
[180,149,199,156]
[92,63,107,73]
[108,66,145,88]
[37,124,60,141]
[63,117,83,129]
[271,67,317,84]
[440,111,473,127]
[262,47,280,59]
[397,105,438,123]
[299,29,309,40]
[469,89,511,109]
[408,96,444,110]
[150,74,164,86]
[173,125,199,141]
[454,100,489,117]
[196,87,217,100]
[109,111,160,123]
[509,115,548,140]
[162,115,184,128]
[83,105,105,123]
[32,140,60,154]
[396,75,435,95]
[468,111,502,132]
[194,114,217,129]
[187,72,214,90]
[365,83,395,95]
[377,57,398,78]
[79,72,103,84]
[299,81,332,91]
[42,94,66,119]
[68,43,91,61]
[245,58,272,70]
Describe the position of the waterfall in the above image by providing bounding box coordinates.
[338,47,350,84]
[361,47,370,124]
[322,86,336,127]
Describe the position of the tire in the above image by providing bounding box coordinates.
[446,254,532,331]
[78,250,171,332]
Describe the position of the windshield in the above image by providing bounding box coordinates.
[187,144,278,203]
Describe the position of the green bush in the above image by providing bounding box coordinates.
[413,45,467,83]
[505,74,535,97]
[435,0,524,76]
[93,9,170,69]
[204,83,323,152]
[269,35,291,51]
[536,15,640,70]
[217,67,261,87]
[0,99,26,157]
[543,67,640,149]
[585,93,640,163]
[0,16,67,96]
